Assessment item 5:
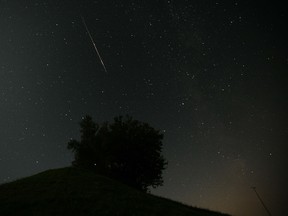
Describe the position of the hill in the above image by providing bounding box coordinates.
[0,167,230,216]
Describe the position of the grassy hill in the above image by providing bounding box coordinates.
[0,167,230,216]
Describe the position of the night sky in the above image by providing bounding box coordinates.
[1,1,287,215]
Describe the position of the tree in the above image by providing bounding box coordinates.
[67,115,167,192]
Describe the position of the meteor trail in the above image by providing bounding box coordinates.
[81,16,107,73]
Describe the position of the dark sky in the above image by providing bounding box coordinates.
[1,1,287,215]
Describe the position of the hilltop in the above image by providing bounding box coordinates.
[0,167,230,216]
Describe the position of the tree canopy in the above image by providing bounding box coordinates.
[67,115,167,192]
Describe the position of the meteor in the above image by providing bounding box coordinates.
[81,16,107,73]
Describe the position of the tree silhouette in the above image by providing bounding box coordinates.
[68,115,167,192]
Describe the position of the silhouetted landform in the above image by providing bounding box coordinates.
[0,167,230,216]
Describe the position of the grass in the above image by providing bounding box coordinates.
[0,167,230,216]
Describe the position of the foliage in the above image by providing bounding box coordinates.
[67,115,167,192]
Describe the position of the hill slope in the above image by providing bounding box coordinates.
[0,167,230,216]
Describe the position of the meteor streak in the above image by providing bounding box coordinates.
[81,16,107,73]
